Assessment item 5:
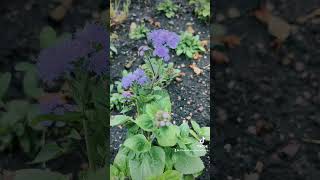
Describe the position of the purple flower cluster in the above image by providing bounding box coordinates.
[147,29,180,61]
[37,23,108,83]
[122,91,133,98]
[121,68,149,89]
[39,94,77,127]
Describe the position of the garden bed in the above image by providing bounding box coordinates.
[110,0,210,179]
[214,0,320,179]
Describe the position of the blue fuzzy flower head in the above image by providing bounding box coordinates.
[147,29,180,61]
[37,23,108,83]
[38,94,77,127]
[121,68,149,89]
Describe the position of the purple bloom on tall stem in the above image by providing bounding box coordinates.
[121,68,149,89]
[153,46,170,61]
[147,29,180,61]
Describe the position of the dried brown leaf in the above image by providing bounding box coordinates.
[154,21,161,28]
[186,25,195,34]
[193,52,203,61]
[189,63,203,75]
[297,8,320,24]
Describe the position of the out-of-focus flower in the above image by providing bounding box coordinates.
[37,23,109,83]
[88,49,108,75]
[147,29,180,61]
[121,68,149,89]
[76,23,108,50]
[37,39,80,83]
[38,94,77,127]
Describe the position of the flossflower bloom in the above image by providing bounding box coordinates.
[37,23,108,83]
[147,29,180,61]
[121,68,149,89]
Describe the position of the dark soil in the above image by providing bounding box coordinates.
[0,0,104,178]
[214,0,320,180]
[110,0,210,179]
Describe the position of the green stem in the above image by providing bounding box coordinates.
[41,129,46,168]
[82,114,95,170]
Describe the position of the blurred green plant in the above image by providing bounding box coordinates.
[189,0,210,21]
[156,0,179,18]
[129,23,150,40]
[176,32,205,59]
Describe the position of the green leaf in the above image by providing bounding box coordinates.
[156,125,179,147]
[31,143,63,164]
[123,134,151,153]
[39,26,57,49]
[0,72,11,100]
[111,115,133,126]
[186,51,193,58]
[190,120,201,134]
[183,141,207,157]
[129,146,165,180]
[84,167,108,180]
[147,170,182,180]
[14,169,68,180]
[15,62,36,72]
[176,49,183,56]
[2,100,30,126]
[68,129,81,140]
[173,152,204,174]
[164,147,174,170]
[23,71,43,99]
[114,147,130,176]
[179,122,190,138]
[199,127,210,141]
[135,114,155,132]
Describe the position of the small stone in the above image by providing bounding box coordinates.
[227,7,241,18]
[224,144,232,153]
[281,57,292,65]
[175,77,183,82]
[198,106,204,112]
[295,62,305,72]
[217,108,227,125]
[216,13,225,22]
[247,126,257,135]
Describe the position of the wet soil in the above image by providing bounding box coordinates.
[214,0,320,180]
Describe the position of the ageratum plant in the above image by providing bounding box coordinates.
[20,23,109,179]
[111,29,210,180]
